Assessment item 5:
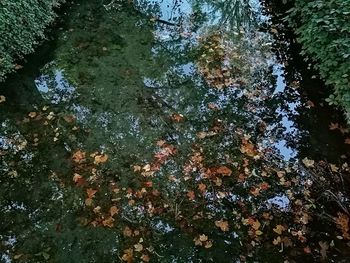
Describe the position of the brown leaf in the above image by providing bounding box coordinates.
[141,254,150,262]
[102,217,114,228]
[85,198,93,206]
[109,206,119,217]
[63,115,75,123]
[123,226,133,237]
[204,240,213,248]
[133,165,142,172]
[187,191,195,200]
[319,241,329,259]
[15,64,23,70]
[198,183,207,192]
[72,150,86,163]
[199,234,208,242]
[0,95,5,103]
[273,225,286,235]
[171,113,184,122]
[329,122,339,130]
[197,131,217,139]
[335,212,350,239]
[302,157,314,168]
[144,181,153,188]
[134,243,143,252]
[251,220,261,230]
[215,219,229,232]
[240,139,257,157]
[121,248,133,263]
[28,112,37,118]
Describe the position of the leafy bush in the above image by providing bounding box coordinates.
[286,0,350,120]
[0,0,63,81]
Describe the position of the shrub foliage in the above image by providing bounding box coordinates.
[287,0,350,119]
[0,0,63,81]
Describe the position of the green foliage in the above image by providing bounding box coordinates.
[286,0,350,120]
[0,0,63,81]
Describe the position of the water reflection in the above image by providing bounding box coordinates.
[0,0,350,262]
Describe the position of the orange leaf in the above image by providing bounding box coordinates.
[141,254,150,262]
[86,188,97,199]
[171,113,184,122]
[110,206,119,217]
[144,181,153,188]
[335,212,350,239]
[215,166,232,176]
[72,150,86,163]
[198,183,207,192]
[187,191,195,200]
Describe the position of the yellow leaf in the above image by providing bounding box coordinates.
[94,154,108,165]
[255,230,263,235]
[252,220,261,230]
[273,225,286,235]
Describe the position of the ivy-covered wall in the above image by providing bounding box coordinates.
[287,0,350,120]
[0,0,63,81]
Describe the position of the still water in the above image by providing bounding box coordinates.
[0,0,349,262]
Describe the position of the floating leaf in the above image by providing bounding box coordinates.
[215,166,232,176]
[123,226,133,237]
[72,150,86,163]
[121,248,133,263]
[28,112,37,118]
[109,206,119,217]
[215,219,229,232]
[171,113,184,122]
[319,241,329,259]
[102,217,114,228]
[198,183,207,192]
[86,188,97,199]
[335,212,350,239]
[94,154,108,165]
[302,157,315,168]
[273,225,286,235]
[187,191,195,200]
[199,234,208,242]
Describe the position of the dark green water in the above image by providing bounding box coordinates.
[1,0,350,262]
